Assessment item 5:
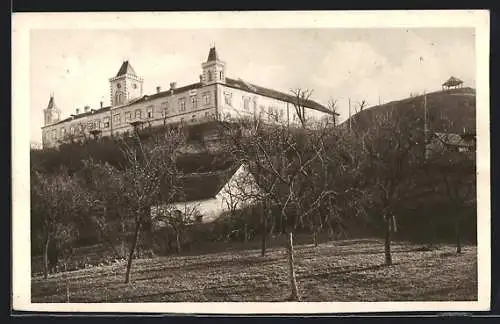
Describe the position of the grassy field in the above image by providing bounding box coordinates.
[31,238,477,302]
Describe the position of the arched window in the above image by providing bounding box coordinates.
[208,70,213,82]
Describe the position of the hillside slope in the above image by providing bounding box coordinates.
[342,87,476,134]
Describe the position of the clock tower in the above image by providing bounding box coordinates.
[201,46,226,85]
[109,60,143,107]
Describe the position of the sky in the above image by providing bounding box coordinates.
[29,28,475,144]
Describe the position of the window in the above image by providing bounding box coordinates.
[161,102,168,117]
[79,124,84,132]
[192,114,197,122]
[113,113,121,126]
[190,96,197,109]
[125,111,132,122]
[224,92,232,106]
[135,109,141,119]
[60,128,66,137]
[88,121,95,130]
[52,129,56,139]
[70,126,75,134]
[205,111,210,118]
[203,92,210,105]
[103,117,110,128]
[95,120,101,129]
[179,98,186,112]
[208,70,213,82]
[243,97,250,111]
[147,106,154,119]
[220,71,223,80]
[180,117,185,123]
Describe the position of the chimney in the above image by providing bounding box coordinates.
[156,86,161,94]
[199,75,203,82]
[100,101,103,108]
[84,105,90,113]
[170,82,176,95]
[76,108,80,115]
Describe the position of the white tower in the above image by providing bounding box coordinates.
[109,61,144,107]
[43,94,61,126]
[201,46,226,85]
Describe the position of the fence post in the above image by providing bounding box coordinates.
[64,263,70,303]
[286,232,300,301]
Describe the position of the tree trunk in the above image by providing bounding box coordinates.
[43,235,50,280]
[327,223,334,240]
[261,213,267,257]
[176,230,182,254]
[121,218,126,258]
[124,220,142,284]
[313,230,318,248]
[286,232,300,301]
[455,217,462,254]
[384,218,392,266]
[268,215,275,248]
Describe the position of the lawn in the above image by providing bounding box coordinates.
[31,238,477,302]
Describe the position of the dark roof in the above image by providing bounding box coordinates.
[225,78,331,114]
[207,47,219,62]
[134,82,202,103]
[42,106,112,128]
[442,76,463,87]
[175,165,240,202]
[116,61,137,77]
[46,95,57,110]
[42,77,331,129]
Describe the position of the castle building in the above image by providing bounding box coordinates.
[41,47,332,148]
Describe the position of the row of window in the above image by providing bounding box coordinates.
[45,109,215,141]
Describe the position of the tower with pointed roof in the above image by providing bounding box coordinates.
[201,46,226,85]
[109,60,144,106]
[43,94,61,126]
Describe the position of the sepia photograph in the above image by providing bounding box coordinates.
[12,10,490,313]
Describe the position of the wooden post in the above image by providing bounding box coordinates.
[65,263,70,303]
[286,232,300,301]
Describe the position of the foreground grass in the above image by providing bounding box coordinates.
[31,238,477,302]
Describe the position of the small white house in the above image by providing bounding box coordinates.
[151,163,261,225]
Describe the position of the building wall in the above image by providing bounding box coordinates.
[41,79,330,149]
[151,165,260,225]
[41,84,219,148]
[216,84,329,127]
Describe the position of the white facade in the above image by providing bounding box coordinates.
[151,164,261,225]
[41,47,332,149]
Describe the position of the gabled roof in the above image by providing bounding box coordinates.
[225,78,331,114]
[206,47,219,62]
[174,164,240,202]
[133,82,202,103]
[442,76,463,87]
[42,106,112,128]
[116,61,137,77]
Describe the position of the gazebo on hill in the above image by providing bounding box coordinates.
[442,76,464,90]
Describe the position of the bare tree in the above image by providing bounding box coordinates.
[358,105,424,265]
[31,168,86,279]
[426,134,476,253]
[327,98,340,127]
[120,128,185,283]
[290,88,314,128]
